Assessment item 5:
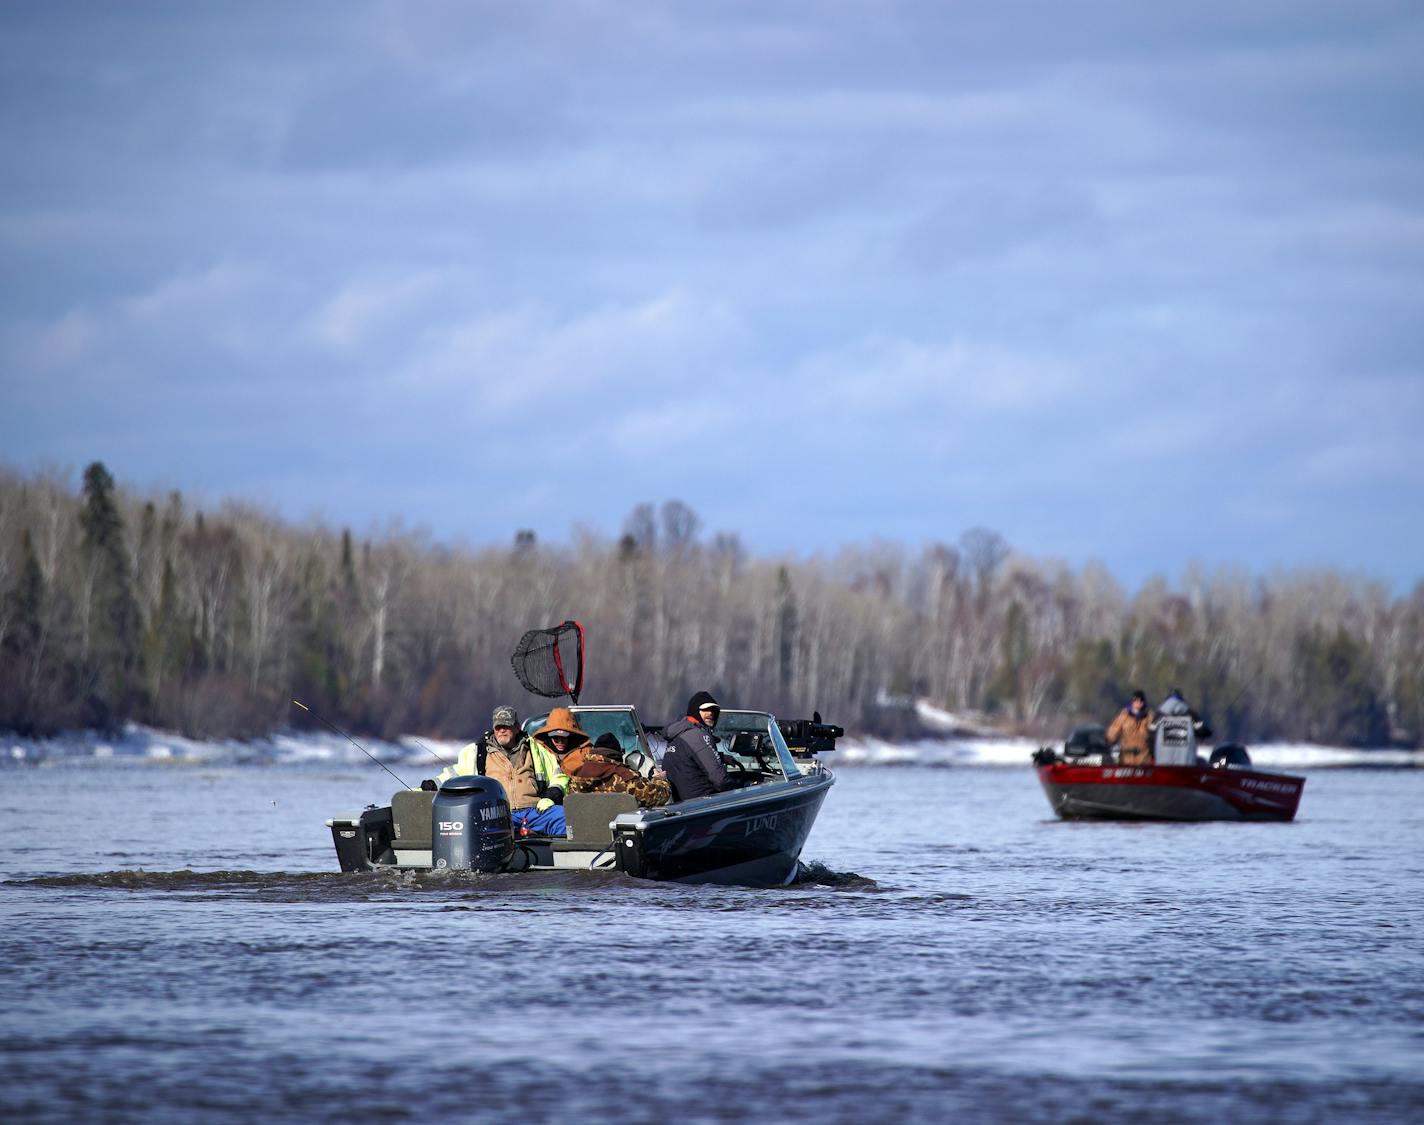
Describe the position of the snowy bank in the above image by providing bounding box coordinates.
[2,724,1418,771]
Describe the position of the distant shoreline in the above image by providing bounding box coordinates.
[4,724,1419,771]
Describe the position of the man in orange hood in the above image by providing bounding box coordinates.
[503,706,583,836]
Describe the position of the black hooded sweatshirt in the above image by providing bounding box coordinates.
[661,696,731,801]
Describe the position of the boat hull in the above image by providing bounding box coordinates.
[614,771,833,885]
[1036,762,1304,822]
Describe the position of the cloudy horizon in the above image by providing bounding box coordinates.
[3,2,1422,591]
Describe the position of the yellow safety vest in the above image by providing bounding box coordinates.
[437,734,570,794]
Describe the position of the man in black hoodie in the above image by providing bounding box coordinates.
[661,690,732,802]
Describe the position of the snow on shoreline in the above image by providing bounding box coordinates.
[1,724,466,772]
[1,723,1418,770]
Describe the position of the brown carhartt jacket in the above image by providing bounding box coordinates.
[482,747,539,810]
[564,749,671,807]
[485,707,585,810]
[1106,706,1156,765]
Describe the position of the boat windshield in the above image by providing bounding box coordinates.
[710,710,800,781]
[522,706,652,759]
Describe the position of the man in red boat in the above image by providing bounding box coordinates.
[1106,689,1155,765]
[1155,689,1213,741]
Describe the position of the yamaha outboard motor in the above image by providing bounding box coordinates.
[431,776,513,872]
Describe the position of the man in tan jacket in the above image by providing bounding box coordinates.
[1106,690,1155,766]
[437,704,575,836]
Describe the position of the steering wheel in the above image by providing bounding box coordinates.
[749,733,777,774]
[717,751,750,782]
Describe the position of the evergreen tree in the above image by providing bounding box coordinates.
[78,462,140,729]
[141,557,190,722]
[6,528,43,656]
[0,528,45,729]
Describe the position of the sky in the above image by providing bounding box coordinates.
[2,2,1422,591]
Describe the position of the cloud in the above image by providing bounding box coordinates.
[308,271,448,351]
[399,289,742,414]
[2,2,1423,590]
[120,263,262,324]
[807,336,1077,421]
[901,182,1104,268]
[15,308,100,371]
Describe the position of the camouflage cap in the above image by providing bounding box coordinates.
[492,705,519,728]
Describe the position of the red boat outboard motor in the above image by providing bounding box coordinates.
[431,776,513,872]
[1209,744,1252,769]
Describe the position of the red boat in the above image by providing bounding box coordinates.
[1032,724,1305,822]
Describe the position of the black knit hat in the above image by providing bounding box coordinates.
[686,690,720,717]
[593,732,624,758]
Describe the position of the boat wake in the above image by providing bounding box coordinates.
[9,864,873,897]
[6,868,619,900]
[792,860,879,889]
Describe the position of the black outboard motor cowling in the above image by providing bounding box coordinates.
[1209,744,1252,769]
[431,776,513,872]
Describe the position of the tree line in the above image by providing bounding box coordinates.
[1,462,1420,748]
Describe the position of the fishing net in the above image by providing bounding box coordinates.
[510,620,584,702]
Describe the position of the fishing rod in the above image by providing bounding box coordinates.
[410,737,451,769]
[292,699,411,790]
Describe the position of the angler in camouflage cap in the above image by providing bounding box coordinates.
[436,704,525,782]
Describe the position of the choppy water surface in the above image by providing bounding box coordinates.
[3,763,1422,1123]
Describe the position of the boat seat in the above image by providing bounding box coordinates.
[391,789,434,848]
[562,792,638,846]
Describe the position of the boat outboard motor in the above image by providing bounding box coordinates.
[1154,715,1198,765]
[1209,744,1252,769]
[431,776,513,872]
[1064,725,1110,759]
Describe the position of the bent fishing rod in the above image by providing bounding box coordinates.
[293,700,450,790]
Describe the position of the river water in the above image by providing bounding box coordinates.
[2,761,1422,1123]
